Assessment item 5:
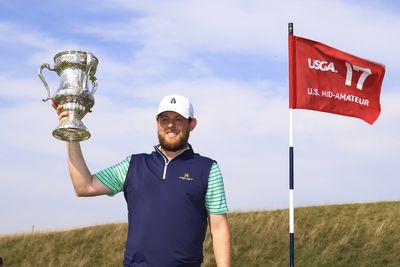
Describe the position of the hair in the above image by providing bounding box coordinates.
[0,256,3,265]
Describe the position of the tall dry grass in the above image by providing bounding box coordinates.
[0,223,127,266]
[1,201,399,266]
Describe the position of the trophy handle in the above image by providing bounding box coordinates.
[83,52,97,95]
[90,76,98,95]
[38,63,56,102]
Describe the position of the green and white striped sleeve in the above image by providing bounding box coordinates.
[94,155,131,196]
[205,162,228,214]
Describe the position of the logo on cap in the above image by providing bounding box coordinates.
[170,98,176,104]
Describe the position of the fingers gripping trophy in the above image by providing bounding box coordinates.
[38,51,99,141]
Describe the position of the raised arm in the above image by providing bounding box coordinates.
[54,102,112,196]
[67,141,112,196]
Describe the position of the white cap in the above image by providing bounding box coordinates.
[156,94,194,119]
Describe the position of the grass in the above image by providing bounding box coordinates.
[1,201,399,266]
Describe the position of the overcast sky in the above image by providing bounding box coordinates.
[1,0,399,235]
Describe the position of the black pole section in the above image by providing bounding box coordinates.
[289,22,294,36]
[289,147,294,189]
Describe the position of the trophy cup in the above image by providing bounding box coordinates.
[38,50,99,141]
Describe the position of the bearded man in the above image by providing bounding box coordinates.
[54,94,231,267]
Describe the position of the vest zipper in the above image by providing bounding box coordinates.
[156,146,190,180]
[162,161,169,180]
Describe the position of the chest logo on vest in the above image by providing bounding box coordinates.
[179,172,194,181]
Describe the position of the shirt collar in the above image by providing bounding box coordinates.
[154,143,193,161]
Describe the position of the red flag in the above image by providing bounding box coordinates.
[289,35,385,124]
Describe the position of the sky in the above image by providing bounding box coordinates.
[0,0,399,235]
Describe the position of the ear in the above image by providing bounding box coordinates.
[189,118,197,131]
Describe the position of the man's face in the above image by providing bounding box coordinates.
[157,111,196,152]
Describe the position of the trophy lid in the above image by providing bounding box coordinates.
[54,50,99,63]
[53,50,99,75]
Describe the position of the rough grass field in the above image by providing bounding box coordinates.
[1,201,399,266]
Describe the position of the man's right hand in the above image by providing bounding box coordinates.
[51,101,92,122]
[51,101,69,122]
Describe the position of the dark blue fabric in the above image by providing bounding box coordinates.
[123,145,214,267]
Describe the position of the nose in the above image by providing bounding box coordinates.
[161,118,176,128]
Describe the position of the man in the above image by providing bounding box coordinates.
[54,94,231,267]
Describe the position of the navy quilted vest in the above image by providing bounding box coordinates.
[123,145,214,267]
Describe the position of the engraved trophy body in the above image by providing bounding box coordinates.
[38,50,99,141]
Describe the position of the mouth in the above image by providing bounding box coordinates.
[166,131,178,137]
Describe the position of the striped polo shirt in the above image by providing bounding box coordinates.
[95,145,228,214]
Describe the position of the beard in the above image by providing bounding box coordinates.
[158,129,190,152]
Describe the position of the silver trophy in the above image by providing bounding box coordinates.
[38,50,99,141]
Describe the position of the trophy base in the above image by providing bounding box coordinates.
[53,127,91,141]
[52,117,91,141]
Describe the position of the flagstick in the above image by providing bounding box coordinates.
[288,22,295,267]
